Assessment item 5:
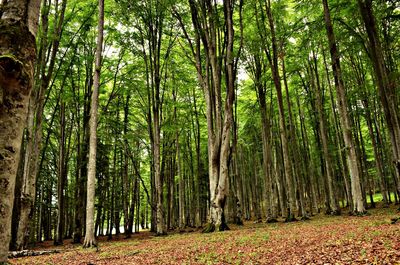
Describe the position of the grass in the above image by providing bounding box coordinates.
[366,192,396,204]
[339,192,397,207]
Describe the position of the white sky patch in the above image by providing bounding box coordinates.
[238,66,249,82]
[104,45,120,58]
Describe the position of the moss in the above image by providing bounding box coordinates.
[0,20,33,48]
[0,54,23,66]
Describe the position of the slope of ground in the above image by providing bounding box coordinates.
[10,206,400,265]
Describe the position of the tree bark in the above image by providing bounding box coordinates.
[0,0,41,262]
[122,94,131,237]
[15,0,67,249]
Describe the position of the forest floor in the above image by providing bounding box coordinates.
[10,205,400,265]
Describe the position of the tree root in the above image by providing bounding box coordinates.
[83,238,98,251]
[300,215,310,221]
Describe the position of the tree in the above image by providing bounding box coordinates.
[83,0,104,248]
[357,0,400,195]
[322,0,365,214]
[0,0,41,262]
[185,0,242,231]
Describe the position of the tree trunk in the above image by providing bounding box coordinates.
[188,0,241,232]
[253,55,277,222]
[16,0,67,249]
[357,0,400,193]
[123,94,131,237]
[0,0,41,263]
[322,0,365,214]
[362,99,389,206]
[177,134,185,229]
[322,49,353,210]
[264,0,297,220]
[55,102,66,245]
[83,0,104,248]
[310,53,340,215]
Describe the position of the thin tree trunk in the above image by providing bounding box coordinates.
[264,0,296,220]
[177,134,185,229]
[322,0,365,214]
[310,53,340,215]
[55,102,66,245]
[83,0,104,248]
[123,94,131,237]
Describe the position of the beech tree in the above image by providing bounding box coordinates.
[183,0,243,231]
[322,0,365,214]
[83,0,104,248]
[0,0,41,262]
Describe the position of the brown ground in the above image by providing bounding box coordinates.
[10,205,400,265]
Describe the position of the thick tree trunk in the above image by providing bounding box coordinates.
[16,0,67,249]
[322,50,353,210]
[83,0,104,248]
[0,0,41,263]
[188,0,240,232]
[322,0,365,214]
